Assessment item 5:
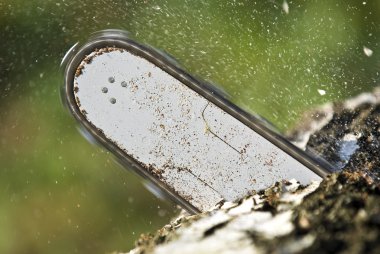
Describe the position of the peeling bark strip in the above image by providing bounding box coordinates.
[127,87,380,254]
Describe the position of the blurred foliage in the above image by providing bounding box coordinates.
[0,0,380,253]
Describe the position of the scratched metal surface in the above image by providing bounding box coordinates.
[73,48,320,211]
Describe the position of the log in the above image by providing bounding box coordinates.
[126,87,380,254]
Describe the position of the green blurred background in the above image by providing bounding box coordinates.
[1,0,379,253]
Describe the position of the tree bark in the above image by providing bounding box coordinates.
[127,87,380,254]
